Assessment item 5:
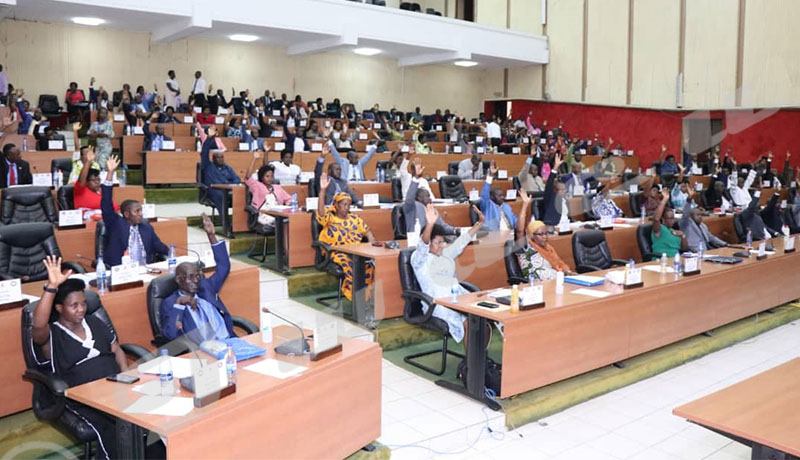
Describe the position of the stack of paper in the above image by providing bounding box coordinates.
[244,359,307,379]
[137,356,207,379]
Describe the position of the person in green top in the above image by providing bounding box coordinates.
[651,188,688,259]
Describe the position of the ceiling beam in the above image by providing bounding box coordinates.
[397,50,468,67]
[151,0,212,43]
[286,32,356,56]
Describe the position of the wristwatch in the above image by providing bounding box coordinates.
[42,284,58,294]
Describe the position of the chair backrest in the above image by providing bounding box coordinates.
[503,239,525,282]
[661,173,677,190]
[0,223,61,282]
[438,175,467,201]
[1,186,58,225]
[50,158,73,185]
[571,229,613,271]
[391,178,403,202]
[244,186,259,231]
[94,221,105,262]
[56,185,74,211]
[447,161,459,176]
[146,274,179,342]
[308,177,319,198]
[512,176,521,191]
[310,211,326,266]
[582,193,597,221]
[622,172,638,183]
[398,247,425,323]
[629,192,642,217]
[733,212,746,242]
[375,160,391,172]
[785,207,799,234]
[391,205,407,240]
[636,224,654,260]
[37,95,60,114]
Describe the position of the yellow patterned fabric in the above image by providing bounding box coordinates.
[316,208,374,300]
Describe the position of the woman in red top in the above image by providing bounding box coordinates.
[196,105,216,125]
[65,82,85,105]
[73,146,119,211]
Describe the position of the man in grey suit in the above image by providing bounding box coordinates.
[679,196,728,252]
[458,153,484,180]
[402,166,459,236]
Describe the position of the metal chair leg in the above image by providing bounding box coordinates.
[403,335,465,376]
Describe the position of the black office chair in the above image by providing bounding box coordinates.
[733,212,747,243]
[21,291,153,460]
[392,205,407,240]
[512,176,521,191]
[661,173,677,190]
[0,223,85,282]
[146,273,258,353]
[308,176,319,198]
[629,192,643,218]
[447,161,460,176]
[1,186,58,224]
[57,185,75,211]
[196,162,217,220]
[571,229,628,273]
[438,175,467,201]
[582,192,598,221]
[503,239,528,285]
[391,178,403,202]
[785,207,799,234]
[636,224,661,261]
[310,211,346,310]
[93,221,105,268]
[38,94,61,117]
[51,158,73,186]
[244,186,274,263]
[398,247,476,376]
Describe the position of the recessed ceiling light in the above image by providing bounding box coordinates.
[454,60,478,67]
[229,34,259,42]
[72,17,105,26]
[353,47,382,56]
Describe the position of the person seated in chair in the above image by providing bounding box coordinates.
[270,149,302,184]
[515,191,576,280]
[314,142,361,206]
[398,149,432,199]
[651,189,688,259]
[670,164,690,209]
[101,155,169,266]
[593,150,617,178]
[403,158,458,236]
[480,162,517,231]
[517,157,545,193]
[326,126,377,182]
[316,178,377,302]
[591,184,623,218]
[32,256,128,460]
[74,146,118,212]
[679,194,728,252]
[0,143,32,188]
[160,214,234,344]
[738,193,777,242]
[36,127,66,151]
[143,121,172,151]
[759,192,786,237]
[727,159,756,208]
[245,149,290,231]
[410,203,484,344]
[560,161,594,197]
[541,153,571,226]
[640,184,663,217]
[200,125,242,218]
[457,153,484,180]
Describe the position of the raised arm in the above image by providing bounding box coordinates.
[317,173,330,215]
[652,189,671,237]
[516,189,532,242]
[77,145,96,186]
[360,143,377,167]
[200,125,218,169]
[420,203,438,244]
[468,205,485,237]
[32,256,74,346]
[245,150,261,180]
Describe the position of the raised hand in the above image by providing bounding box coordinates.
[678,163,685,172]
[554,153,565,170]
[320,173,331,190]
[520,189,532,204]
[74,121,82,132]
[472,205,485,224]
[321,141,330,158]
[413,157,424,178]
[424,203,438,224]
[90,76,96,85]
[201,212,215,236]
[661,144,667,152]
[43,255,72,288]
[85,145,96,164]
[661,189,670,201]
[106,155,120,173]
[208,125,218,137]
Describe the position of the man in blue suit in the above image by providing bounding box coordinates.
[101,155,169,266]
[160,213,234,344]
[480,162,517,231]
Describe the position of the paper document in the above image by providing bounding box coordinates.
[571,288,612,298]
[244,358,307,379]
[132,379,163,396]
[487,288,511,299]
[137,356,207,379]
[642,265,674,273]
[123,396,194,416]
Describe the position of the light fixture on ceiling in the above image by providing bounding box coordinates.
[229,34,259,42]
[454,60,478,67]
[353,47,382,56]
[72,17,105,26]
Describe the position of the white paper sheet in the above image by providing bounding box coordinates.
[132,379,163,396]
[487,288,512,299]
[571,288,612,298]
[137,357,207,379]
[642,265,674,273]
[123,396,194,416]
[244,358,307,379]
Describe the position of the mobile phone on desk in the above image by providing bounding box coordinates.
[106,374,140,384]
[477,301,499,309]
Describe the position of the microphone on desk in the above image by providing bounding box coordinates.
[174,319,206,394]
[171,245,206,269]
[262,307,310,356]
[74,253,97,267]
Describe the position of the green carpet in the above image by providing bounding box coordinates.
[382,302,800,429]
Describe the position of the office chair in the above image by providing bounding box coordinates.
[629,192,643,218]
[503,239,529,285]
[571,229,628,273]
[512,176,521,191]
[196,162,217,221]
[438,175,467,201]
[398,247,475,376]
[447,161,460,176]
[785,207,799,234]
[0,223,86,281]
[733,212,747,243]
[636,224,661,261]
[21,291,153,460]
[1,186,58,224]
[582,192,598,221]
[391,205,407,240]
[391,178,403,202]
[51,158,73,186]
[310,211,346,310]
[244,186,275,263]
[37,94,61,117]
[57,184,75,211]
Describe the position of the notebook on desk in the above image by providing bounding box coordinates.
[564,275,605,287]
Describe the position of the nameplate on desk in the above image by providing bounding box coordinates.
[113,114,125,121]
[476,136,484,143]
[521,285,544,309]
[695,182,703,191]
[539,138,546,144]
[111,263,139,286]
[522,137,529,144]
[436,171,446,180]
[505,189,517,200]
[683,256,700,275]
[625,267,643,288]
[763,181,771,188]
[573,185,585,196]
[313,320,338,355]
[579,148,586,155]
[624,168,632,174]
[757,242,767,260]
[629,184,638,194]
[183,116,194,123]
[754,190,761,199]
[558,221,572,234]
[32,173,52,187]
[401,145,410,153]
[299,172,314,183]
[48,140,64,150]
[0,279,23,304]
[363,193,379,207]
[645,168,654,176]
[194,360,227,399]
[141,203,156,220]
[477,147,485,154]
[274,142,285,150]
[785,236,796,253]
[324,120,330,128]
[311,143,322,152]
[498,170,508,179]
[374,123,381,129]
[161,140,175,150]
[305,197,318,211]
[58,209,83,228]
[272,110,281,117]
[469,190,479,201]
[212,116,223,124]
[130,126,143,135]
[217,108,228,115]
[238,142,250,151]
[194,107,202,114]
[587,140,593,146]
[781,200,787,209]
[271,131,283,138]
[72,151,81,160]
[599,215,613,229]
[300,119,308,127]
[512,147,521,154]
[792,181,797,188]
[358,133,368,140]
[453,146,462,153]
[98,171,118,184]
[200,248,217,268]
[692,166,703,175]
[547,130,553,136]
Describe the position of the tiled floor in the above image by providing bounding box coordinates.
[378,320,800,460]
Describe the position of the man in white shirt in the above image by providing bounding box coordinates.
[271,150,302,185]
[191,70,206,107]
[164,70,180,110]
[399,155,431,200]
[728,165,756,208]
[457,154,484,180]
[486,115,502,148]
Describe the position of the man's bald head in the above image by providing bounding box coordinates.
[175,262,202,295]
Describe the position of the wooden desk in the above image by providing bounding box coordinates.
[66,332,381,459]
[55,218,188,269]
[23,150,74,175]
[673,357,800,459]
[142,151,255,185]
[434,237,800,403]
[1,259,259,417]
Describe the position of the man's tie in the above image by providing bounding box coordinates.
[9,166,16,186]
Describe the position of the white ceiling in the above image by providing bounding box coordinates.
[1,0,549,68]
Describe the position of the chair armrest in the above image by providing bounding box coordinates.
[459,281,481,293]
[62,261,87,274]
[23,369,68,421]
[245,204,260,216]
[120,343,155,362]
[611,259,629,267]
[401,290,437,323]
[576,264,604,274]
[643,252,660,262]
[232,315,258,335]
[507,276,528,286]
[311,240,335,271]
[0,272,15,281]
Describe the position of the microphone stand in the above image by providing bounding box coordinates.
[262,307,310,355]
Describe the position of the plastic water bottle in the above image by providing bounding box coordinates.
[529,272,536,289]
[225,346,237,385]
[660,253,667,273]
[697,241,705,261]
[52,168,60,189]
[159,349,174,396]
[640,205,646,224]
[120,166,127,186]
[414,218,421,236]
[745,230,753,251]
[290,192,298,212]
[450,276,460,303]
[628,258,635,269]
[96,257,107,295]
[22,138,27,152]
[168,245,177,274]
[673,253,681,278]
